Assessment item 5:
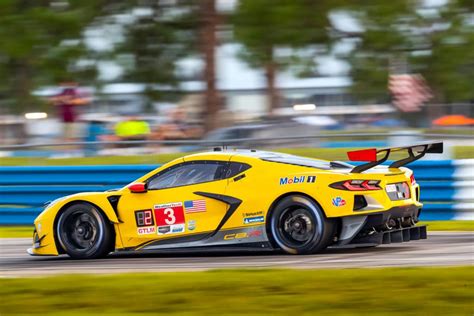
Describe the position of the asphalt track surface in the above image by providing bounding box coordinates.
[1,232,473,277]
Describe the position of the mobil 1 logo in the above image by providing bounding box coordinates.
[280,175,316,185]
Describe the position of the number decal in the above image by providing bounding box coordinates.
[164,208,176,225]
[154,202,185,231]
[144,210,153,226]
[135,209,154,227]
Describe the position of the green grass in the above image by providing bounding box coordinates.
[0,267,472,315]
[0,221,471,238]
[0,226,33,238]
[454,146,474,159]
[421,220,474,231]
[1,146,473,166]
[0,152,184,166]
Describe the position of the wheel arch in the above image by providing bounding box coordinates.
[266,192,325,221]
[265,191,340,247]
[53,200,117,254]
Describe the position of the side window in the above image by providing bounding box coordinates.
[148,161,226,190]
[225,162,251,178]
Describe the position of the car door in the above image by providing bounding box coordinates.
[117,160,230,248]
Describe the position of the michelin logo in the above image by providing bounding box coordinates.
[244,216,265,224]
[280,175,316,185]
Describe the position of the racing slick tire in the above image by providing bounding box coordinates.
[269,195,335,255]
[56,202,114,259]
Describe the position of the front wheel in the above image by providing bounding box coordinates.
[56,202,114,259]
[269,195,335,255]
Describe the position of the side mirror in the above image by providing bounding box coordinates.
[128,183,147,193]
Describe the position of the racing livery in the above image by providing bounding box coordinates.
[28,142,442,258]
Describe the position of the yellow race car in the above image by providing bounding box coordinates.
[28,142,442,259]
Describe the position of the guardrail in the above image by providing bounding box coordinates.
[1,160,472,225]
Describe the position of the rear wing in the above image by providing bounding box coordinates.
[347,142,443,173]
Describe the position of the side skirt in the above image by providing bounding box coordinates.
[137,225,269,251]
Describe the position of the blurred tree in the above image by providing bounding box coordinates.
[120,0,224,132]
[119,0,198,112]
[200,0,219,132]
[342,0,474,104]
[233,0,334,115]
[0,0,104,114]
[413,0,474,103]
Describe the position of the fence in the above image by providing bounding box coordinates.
[0,160,472,225]
[1,132,472,158]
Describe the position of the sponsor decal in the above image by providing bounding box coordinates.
[137,226,156,235]
[171,224,185,233]
[242,211,263,217]
[307,175,316,183]
[157,224,185,235]
[187,220,196,231]
[332,197,346,207]
[244,216,265,225]
[224,229,262,240]
[184,199,206,213]
[280,175,316,185]
[154,202,186,234]
[157,226,171,234]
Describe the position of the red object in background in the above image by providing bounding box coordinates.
[57,88,79,123]
[432,115,474,126]
[52,86,89,123]
[347,148,377,162]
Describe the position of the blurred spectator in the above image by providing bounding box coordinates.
[84,120,109,156]
[51,84,89,141]
[151,108,203,141]
[114,115,151,141]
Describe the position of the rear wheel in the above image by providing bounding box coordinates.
[270,195,335,255]
[56,202,114,259]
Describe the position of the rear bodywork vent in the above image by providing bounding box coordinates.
[353,195,368,211]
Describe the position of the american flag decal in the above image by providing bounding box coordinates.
[184,199,206,213]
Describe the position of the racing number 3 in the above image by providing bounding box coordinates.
[164,208,176,224]
[154,202,185,226]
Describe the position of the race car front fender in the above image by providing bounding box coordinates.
[29,192,125,256]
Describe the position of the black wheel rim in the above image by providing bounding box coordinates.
[60,209,100,252]
[278,207,316,248]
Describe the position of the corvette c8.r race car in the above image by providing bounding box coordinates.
[28,142,443,259]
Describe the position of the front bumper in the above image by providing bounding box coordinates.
[27,227,59,256]
[336,204,426,247]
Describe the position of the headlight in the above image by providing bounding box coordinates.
[44,196,67,210]
[36,196,67,219]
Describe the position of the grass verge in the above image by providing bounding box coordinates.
[0,267,473,315]
[421,220,474,231]
[1,221,472,238]
[0,226,33,238]
[1,146,473,166]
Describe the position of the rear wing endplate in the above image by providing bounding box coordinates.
[347,142,443,173]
